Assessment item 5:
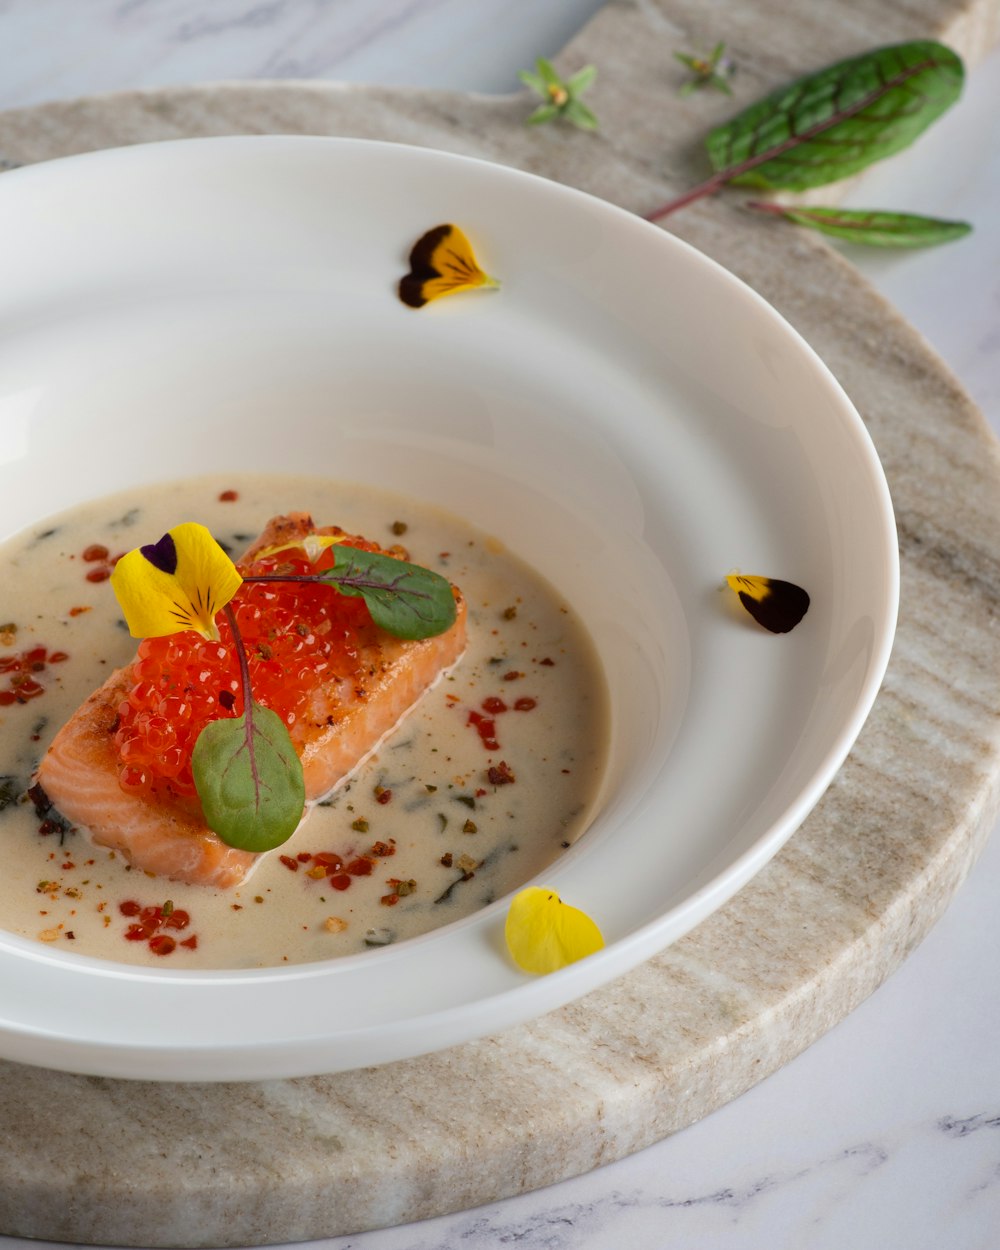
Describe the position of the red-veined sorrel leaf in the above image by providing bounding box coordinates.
[317,545,457,640]
[192,700,305,853]
[747,201,972,247]
[647,41,963,220]
[708,41,963,190]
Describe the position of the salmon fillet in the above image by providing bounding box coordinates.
[35,514,467,888]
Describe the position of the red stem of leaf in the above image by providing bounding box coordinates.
[744,200,788,217]
[644,55,938,223]
[243,571,411,594]
[222,601,261,789]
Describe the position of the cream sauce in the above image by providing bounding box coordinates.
[0,475,608,969]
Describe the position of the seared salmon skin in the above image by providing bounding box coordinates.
[35,514,467,888]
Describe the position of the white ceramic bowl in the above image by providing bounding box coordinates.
[0,136,897,1080]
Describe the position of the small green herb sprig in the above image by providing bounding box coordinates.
[675,42,735,96]
[648,40,972,247]
[519,58,598,130]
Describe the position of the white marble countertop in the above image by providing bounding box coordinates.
[1,3,999,1248]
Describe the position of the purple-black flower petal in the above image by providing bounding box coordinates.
[141,532,179,575]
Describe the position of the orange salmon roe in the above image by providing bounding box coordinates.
[113,544,376,800]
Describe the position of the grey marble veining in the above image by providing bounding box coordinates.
[1,0,1000,1245]
[0,0,609,105]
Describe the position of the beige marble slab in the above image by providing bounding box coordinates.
[2,0,1000,1244]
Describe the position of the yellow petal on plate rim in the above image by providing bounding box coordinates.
[504,885,604,975]
[399,223,500,308]
[725,573,810,634]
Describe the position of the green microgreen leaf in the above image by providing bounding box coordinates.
[518,69,546,94]
[192,699,305,853]
[567,65,597,94]
[527,103,561,126]
[747,201,972,247]
[519,56,598,130]
[563,100,600,131]
[535,58,562,87]
[647,40,965,221]
[318,546,457,641]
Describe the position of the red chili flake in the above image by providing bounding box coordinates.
[68,606,91,617]
[375,787,393,805]
[329,873,352,891]
[279,855,299,872]
[369,840,395,858]
[219,490,239,502]
[538,657,555,666]
[119,899,197,955]
[82,544,110,562]
[48,651,69,663]
[346,856,374,877]
[85,568,112,584]
[481,696,507,715]
[487,760,516,786]
[314,852,345,874]
[503,670,524,682]
[380,893,400,907]
[297,852,312,863]
[467,710,500,751]
[179,935,198,950]
[514,697,537,711]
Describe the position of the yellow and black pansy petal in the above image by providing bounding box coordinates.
[399,224,499,308]
[111,522,243,642]
[726,574,810,634]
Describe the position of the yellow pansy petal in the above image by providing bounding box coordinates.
[399,224,500,308]
[110,522,243,641]
[504,886,604,975]
[725,574,810,634]
[254,533,346,564]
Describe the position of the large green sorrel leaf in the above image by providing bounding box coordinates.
[320,545,457,640]
[706,41,963,191]
[192,700,305,852]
